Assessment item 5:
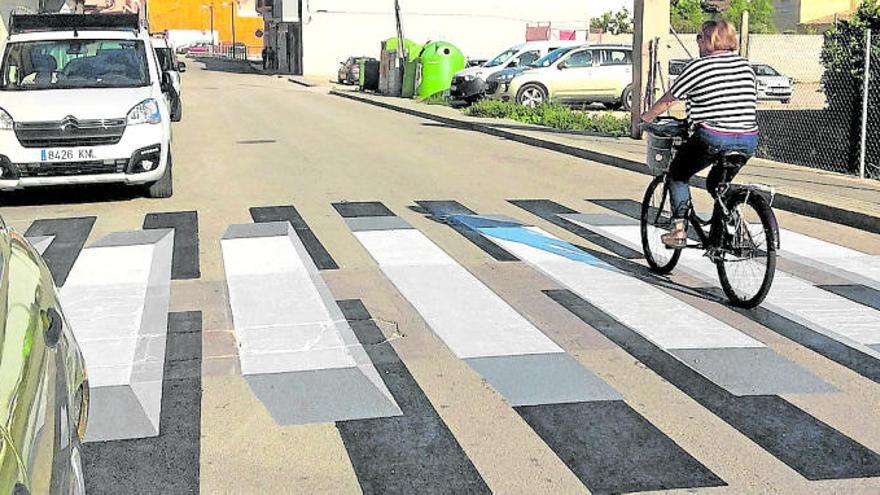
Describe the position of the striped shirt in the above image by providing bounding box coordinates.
[671,52,758,133]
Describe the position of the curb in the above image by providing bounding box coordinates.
[331,89,880,236]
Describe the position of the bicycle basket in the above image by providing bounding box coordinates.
[647,133,676,174]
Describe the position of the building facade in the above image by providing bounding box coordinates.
[257,0,628,76]
[147,0,263,52]
[772,0,858,32]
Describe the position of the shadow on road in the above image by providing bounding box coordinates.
[0,184,144,207]
[191,57,257,74]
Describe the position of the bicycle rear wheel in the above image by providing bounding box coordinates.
[716,193,777,308]
[640,175,682,274]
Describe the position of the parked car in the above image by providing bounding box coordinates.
[450,40,583,103]
[0,217,90,494]
[337,56,372,85]
[0,13,175,198]
[152,35,186,122]
[486,45,582,100]
[504,44,634,110]
[668,58,688,87]
[183,42,211,56]
[752,63,792,103]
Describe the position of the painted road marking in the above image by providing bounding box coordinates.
[25,216,95,286]
[449,208,830,396]
[568,217,880,365]
[548,289,880,481]
[333,203,616,405]
[518,199,880,383]
[62,229,174,442]
[776,229,880,292]
[143,211,201,279]
[336,300,491,493]
[250,205,339,270]
[220,221,400,425]
[337,202,726,493]
[416,200,519,262]
[83,311,202,492]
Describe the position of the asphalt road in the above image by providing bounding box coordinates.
[3,60,880,494]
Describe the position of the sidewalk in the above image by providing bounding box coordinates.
[329,88,880,235]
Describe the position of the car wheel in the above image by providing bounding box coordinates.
[146,153,173,199]
[620,85,634,111]
[171,97,182,122]
[516,83,548,108]
[782,99,791,104]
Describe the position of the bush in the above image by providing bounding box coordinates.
[465,100,631,137]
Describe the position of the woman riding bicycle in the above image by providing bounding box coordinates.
[641,19,758,248]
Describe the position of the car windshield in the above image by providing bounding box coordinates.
[484,47,519,67]
[1,39,150,91]
[529,47,576,68]
[752,64,780,77]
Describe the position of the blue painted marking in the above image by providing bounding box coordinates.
[445,214,613,270]
[41,149,47,161]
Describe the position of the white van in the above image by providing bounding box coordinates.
[450,39,583,102]
[0,13,174,198]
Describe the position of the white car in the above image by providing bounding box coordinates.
[450,39,583,102]
[0,13,174,198]
[505,44,634,110]
[752,63,792,103]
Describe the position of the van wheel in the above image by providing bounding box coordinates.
[620,85,633,111]
[517,83,547,107]
[171,97,182,122]
[146,154,173,199]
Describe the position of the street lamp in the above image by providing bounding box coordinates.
[200,4,216,55]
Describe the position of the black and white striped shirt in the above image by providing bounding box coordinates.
[671,52,758,133]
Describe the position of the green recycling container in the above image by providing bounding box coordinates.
[358,58,367,89]
[383,37,422,62]
[402,59,419,98]
[416,41,465,100]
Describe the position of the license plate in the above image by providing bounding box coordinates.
[41,148,96,162]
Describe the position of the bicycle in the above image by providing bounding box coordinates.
[639,118,780,308]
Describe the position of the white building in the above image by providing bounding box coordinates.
[258,0,630,75]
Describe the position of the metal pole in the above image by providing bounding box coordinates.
[859,28,872,179]
[209,4,215,56]
[739,11,750,59]
[231,2,237,59]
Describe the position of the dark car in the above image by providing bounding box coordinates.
[337,56,372,85]
[0,218,89,494]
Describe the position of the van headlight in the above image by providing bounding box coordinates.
[0,108,13,131]
[126,99,161,125]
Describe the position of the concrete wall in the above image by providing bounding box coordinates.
[299,0,630,75]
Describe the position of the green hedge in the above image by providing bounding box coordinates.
[464,100,631,137]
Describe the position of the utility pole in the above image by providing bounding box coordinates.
[632,0,671,138]
[394,0,407,87]
[231,1,237,59]
[739,10,750,59]
[209,4,215,55]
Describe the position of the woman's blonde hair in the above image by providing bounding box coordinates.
[699,20,740,52]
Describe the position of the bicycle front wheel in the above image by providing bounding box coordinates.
[716,193,777,308]
[640,175,682,274]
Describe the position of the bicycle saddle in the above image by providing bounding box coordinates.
[720,151,749,168]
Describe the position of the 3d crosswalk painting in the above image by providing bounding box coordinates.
[22,198,880,493]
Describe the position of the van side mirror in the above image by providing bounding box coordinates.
[507,60,517,68]
[557,62,566,70]
[161,72,173,93]
[177,62,187,73]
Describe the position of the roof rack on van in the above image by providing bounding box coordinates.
[9,13,140,35]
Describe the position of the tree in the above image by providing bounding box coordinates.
[591,7,633,35]
[671,0,776,33]
[821,0,880,111]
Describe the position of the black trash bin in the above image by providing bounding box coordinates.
[363,60,380,91]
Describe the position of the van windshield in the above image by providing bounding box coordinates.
[484,47,519,67]
[1,39,150,91]
[529,47,576,68]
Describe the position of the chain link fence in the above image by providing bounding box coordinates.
[666,27,878,180]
